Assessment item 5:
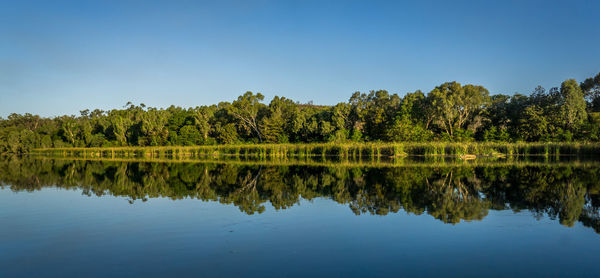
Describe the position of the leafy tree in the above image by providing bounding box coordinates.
[58,116,78,146]
[348,90,400,140]
[518,105,549,141]
[179,125,201,145]
[7,130,22,153]
[193,106,216,143]
[260,96,297,143]
[138,109,170,146]
[260,109,285,143]
[215,123,239,144]
[559,79,587,131]
[478,94,512,141]
[331,103,350,130]
[581,72,600,111]
[1,75,600,154]
[387,116,431,142]
[428,82,489,138]
[386,90,433,142]
[107,114,130,146]
[227,92,266,142]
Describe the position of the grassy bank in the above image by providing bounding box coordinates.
[30,142,600,160]
[27,155,600,169]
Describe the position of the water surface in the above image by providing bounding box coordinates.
[1,157,599,277]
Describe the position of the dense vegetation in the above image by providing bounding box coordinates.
[2,157,599,232]
[2,73,600,154]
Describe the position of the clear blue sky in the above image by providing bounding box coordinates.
[1,0,599,117]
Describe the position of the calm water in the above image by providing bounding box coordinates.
[1,157,599,277]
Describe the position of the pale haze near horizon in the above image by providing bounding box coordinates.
[1,0,599,117]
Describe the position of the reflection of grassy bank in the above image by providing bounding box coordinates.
[27,154,600,168]
[32,142,600,160]
[1,157,599,231]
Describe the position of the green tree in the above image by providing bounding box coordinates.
[260,109,285,143]
[179,125,201,145]
[58,116,78,146]
[7,130,22,153]
[387,116,431,142]
[193,106,216,143]
[227,92,266,142]
[518,105,549,141]
[581,72,600,111]
[215,123,239,144]
[107,114,131,146]
[559,79,587,131]
[138,109,170,146]
[260,96,298,143]
[428,82,490,138]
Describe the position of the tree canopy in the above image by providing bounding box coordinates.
[1,73,599,154]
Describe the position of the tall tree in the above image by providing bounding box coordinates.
[260,96,297,143]
[139,109,170,146]
[227,92,266,142]
[193,106,215,142]
[559,79,587,131]
[387,91,431,142]
[260,109,285,143]
[518,105,549,141]
[349,90,400,140]
[581,72,600,111]
[428,82,489,137]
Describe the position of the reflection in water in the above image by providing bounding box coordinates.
[1,157,599,233]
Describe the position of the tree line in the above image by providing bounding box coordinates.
[1,73,599,153]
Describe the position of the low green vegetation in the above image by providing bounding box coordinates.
[2,73,600,154]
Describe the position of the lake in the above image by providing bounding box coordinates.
[1,156,599,277]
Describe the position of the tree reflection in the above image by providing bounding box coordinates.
[0,157,599,233]
[423,168,490,224]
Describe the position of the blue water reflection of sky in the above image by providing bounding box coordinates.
[0,187,599,277]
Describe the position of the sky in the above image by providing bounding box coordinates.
[1,0,599,117]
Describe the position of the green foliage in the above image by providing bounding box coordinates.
[328,129,349,143]
[260,113,286,143]
[179,125,202,145]
[226,91,265,142]
[480,126,510,142]
[386,116,431,142]
[560,79,587,131]
[215,123,239,144]
[1,73,600,154]
[518,105,549,141]
[428,82,489,136]
[581,72,600,111]
[349,90,400,140]
[451,129,475,142]
[350,129,363,142]
[260,96,294,143]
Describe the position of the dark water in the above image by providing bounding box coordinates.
[1,157,599,277]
